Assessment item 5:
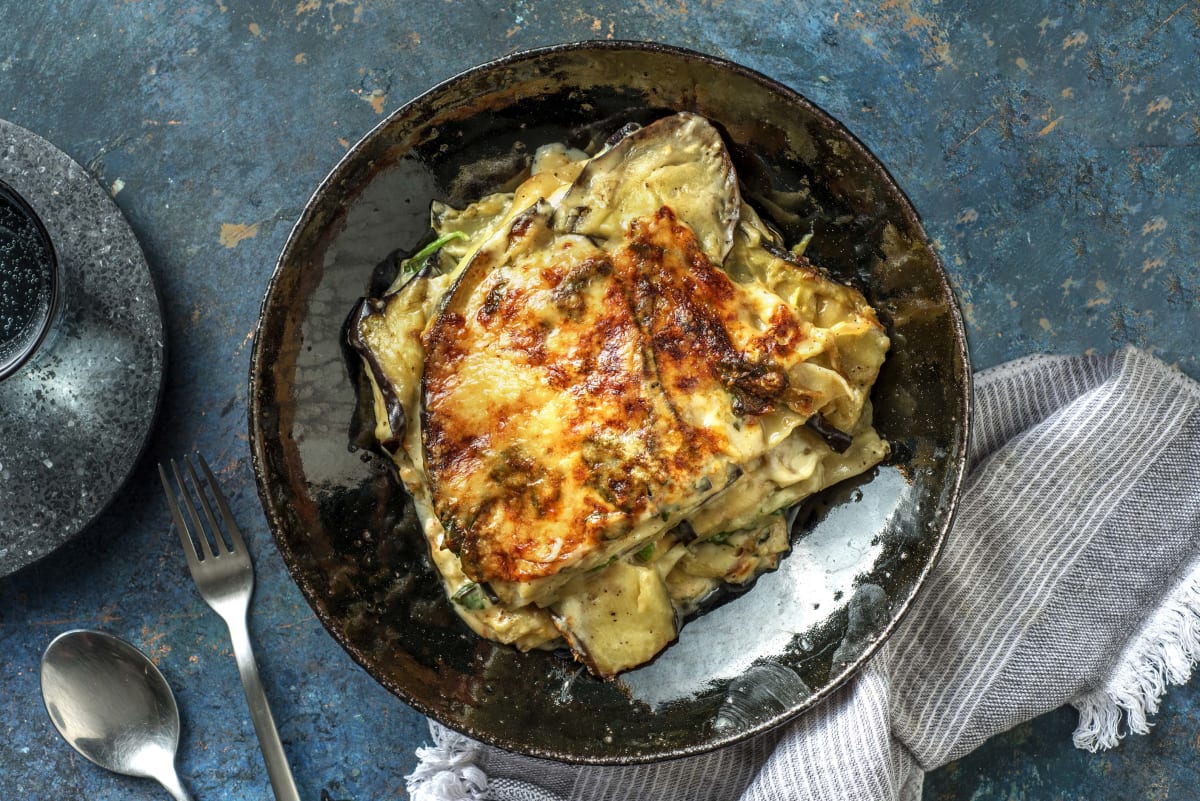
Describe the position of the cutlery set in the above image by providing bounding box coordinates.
[40,454,298,800]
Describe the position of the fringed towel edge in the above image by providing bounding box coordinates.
[1071,556,1200,751]
[406,723,490,801]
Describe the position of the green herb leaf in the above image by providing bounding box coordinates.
[452,582,487,610]
[635,542,656,562]
[412,230,468,261]
[401,230,468,276]
[589,555,618,572]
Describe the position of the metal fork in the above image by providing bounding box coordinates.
[159,455,301,801]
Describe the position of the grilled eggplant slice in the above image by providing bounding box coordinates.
[551,112,740,263]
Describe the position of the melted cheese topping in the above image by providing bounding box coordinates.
[422,209,730,585]
[352,113,890,677]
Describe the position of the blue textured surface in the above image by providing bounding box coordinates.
[0,2,1195,799]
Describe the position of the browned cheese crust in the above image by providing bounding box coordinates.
[421,203,830,585]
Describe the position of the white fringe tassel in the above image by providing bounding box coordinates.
[406,723,490,801]
[1072,561,1200,751]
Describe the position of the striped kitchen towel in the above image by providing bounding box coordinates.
[407,346,1200,801]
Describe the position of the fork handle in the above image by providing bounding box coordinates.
[226,613,302,801]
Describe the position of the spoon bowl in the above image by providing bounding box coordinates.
[40,629,193,801]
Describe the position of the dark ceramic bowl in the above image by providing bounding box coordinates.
[249,41,970,764]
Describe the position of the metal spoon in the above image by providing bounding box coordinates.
[40,629,193,801]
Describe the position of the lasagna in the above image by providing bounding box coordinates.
[350,113,890,677]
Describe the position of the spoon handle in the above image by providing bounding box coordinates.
[157,767,195,801]
[225,611,302,801]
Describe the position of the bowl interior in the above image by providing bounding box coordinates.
[249,41,970,764]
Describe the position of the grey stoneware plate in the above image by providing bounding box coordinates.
[0,120,164,577]
[249,41,970,764]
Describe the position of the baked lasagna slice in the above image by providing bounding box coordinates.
[351,113,890,677]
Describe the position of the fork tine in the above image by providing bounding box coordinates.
[159,461,202,569]
[197,453,249,556]
[171,458,216,561]
[184,456,230,556]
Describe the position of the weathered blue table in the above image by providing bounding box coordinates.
[0,2,1196,799]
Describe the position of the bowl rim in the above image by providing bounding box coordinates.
[0,175,61,381]
[248,38,973,764]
